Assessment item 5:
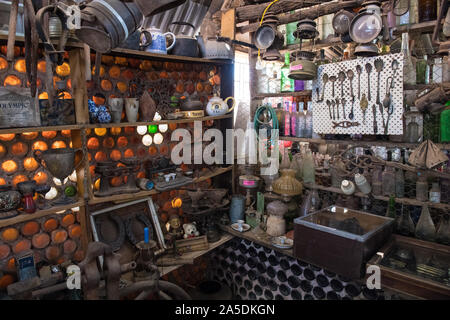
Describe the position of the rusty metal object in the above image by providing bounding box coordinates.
[78,241,121,300]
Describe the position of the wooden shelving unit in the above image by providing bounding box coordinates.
[89,166,233,205]
[84,114,233,129]
[254,90,312,99]
[0,35,231,65]
[279,136,450,150]
[159,233,234,277]
[304,183,450,211]
[0,200,84,228]
[0,124,83,135]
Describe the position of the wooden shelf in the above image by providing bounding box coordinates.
[0,200,84,228]
[158,234,234,277]
[0,35,231,65]
[304,184,450,211]
[279,136,450,150]
[0,124,83,135]
[89,166,233,205]
[219,224,295,258]
[85,114,233,129]
[254,91,312,99]
[0,115,232,134]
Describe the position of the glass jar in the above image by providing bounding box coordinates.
[382,166,396,196]
[416,172,428,201]
[395,168,405,198]
[372,165,383,196]
[405,116,420,143]
[416,56,428,84]
[418,0,437,22]
[429,182,441,203]
[302,149,315,185]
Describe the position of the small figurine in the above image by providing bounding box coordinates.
[165,214,183,240]
[183,222,200,239]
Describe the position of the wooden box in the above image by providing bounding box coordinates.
[367,235,450,299]
[294,206,394,279]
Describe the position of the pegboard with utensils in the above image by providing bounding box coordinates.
[312,53,404,135]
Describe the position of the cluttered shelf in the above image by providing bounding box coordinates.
[158,233,234,277]
[0,35,231,65]
[0,124,83,135]
[279,136,450,150]
[219,224,295,259]
[0,200,84,228]
[304,183,450,211]
[253,91,312,99]
[88,166,233,205]
[0,115,233,135]
[85,114,233,129]
[280,20,441,53]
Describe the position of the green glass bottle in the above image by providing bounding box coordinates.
[281,52,294,92]
[440,102,450,142]
[386,195,396,219]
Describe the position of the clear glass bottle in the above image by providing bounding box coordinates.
[295,101,305,138]
[416,172,428,202]
[395,168,405,198]
[436,214,450,245]
[281,52,294,92]
[372,165,383,196]
[415,205,436,241]
[304,101,313,138]
[401,33,417,85]
[396,205,415,236]
[284,99,291,137]
[429,182,441,203]
[276,102,284,137]
[285,11,299,46]
[302,149,316,185]
[406,116,420,143]
[382,166,396,196]
[290,101,297,137]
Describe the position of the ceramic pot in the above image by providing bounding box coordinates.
[140,26,176,54]
[125,98,139,123]
[266,215,286,237]
[205,94,236,116]
[229,195,246,223]
[109,98,124,123]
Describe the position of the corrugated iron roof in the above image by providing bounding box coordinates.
[142,0,212,36]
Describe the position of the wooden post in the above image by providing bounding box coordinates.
[69,48,89,124]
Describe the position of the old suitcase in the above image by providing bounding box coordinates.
[294,206,394,279]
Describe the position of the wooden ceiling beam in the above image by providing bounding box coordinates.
[235,0,329,23]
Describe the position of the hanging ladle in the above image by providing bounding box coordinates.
[338,71,346,98]
[347,69,354,98]
[320,73,329,102]
[390,59,399,90]
[329,75,337,97]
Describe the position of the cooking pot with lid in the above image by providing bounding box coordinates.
[75,0,143,53]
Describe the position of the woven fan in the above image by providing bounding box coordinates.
[408,140,449,169]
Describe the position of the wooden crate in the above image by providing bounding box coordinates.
[366,235,450,299]
[294,206,394,279]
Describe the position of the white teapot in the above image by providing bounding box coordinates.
[205,94,236,116]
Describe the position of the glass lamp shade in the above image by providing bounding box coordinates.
[350,13,382,43]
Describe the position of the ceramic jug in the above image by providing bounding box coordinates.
[140,26,176,54]
[125,98,139,123]
[205,94,236,116]
[109,98,124,123]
